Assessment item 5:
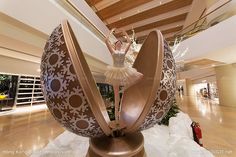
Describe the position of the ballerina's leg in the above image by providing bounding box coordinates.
[113,85,120,125]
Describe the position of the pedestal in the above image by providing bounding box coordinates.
[87,132,145,157]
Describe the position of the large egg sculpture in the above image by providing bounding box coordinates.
[40,21,111,137]
[41,20,176,156]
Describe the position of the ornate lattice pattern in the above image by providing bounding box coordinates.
[41,25,104,137]
[139,40,176,130]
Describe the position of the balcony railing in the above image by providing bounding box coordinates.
[169,0,233,45]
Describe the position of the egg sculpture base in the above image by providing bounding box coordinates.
[87,132,145,157]
[41,20,176,157]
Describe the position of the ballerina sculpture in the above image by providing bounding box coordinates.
[104,28,143,131]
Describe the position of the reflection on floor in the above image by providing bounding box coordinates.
[0,105,64,157]
[0,96,235,157]
[177,96,236,157]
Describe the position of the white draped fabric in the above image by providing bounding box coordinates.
[31,112,214,157]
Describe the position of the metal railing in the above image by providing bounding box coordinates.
[169,0,233,45]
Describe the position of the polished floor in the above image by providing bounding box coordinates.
[177,96,236,157]
[0,106,64,157]
[0,96,235,157]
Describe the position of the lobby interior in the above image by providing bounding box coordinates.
[1,0,236,157]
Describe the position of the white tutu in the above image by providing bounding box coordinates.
[105,65,143,86]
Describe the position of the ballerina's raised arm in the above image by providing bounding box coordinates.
[121,30,132,55]
[105,28,116,55]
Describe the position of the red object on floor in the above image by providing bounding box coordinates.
[191,122,203,147]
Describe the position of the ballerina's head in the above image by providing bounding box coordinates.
[114,40,123,51]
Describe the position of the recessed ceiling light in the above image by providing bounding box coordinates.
[119,17,122,20]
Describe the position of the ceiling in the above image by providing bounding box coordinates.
[184,59,224,70]
[85,0,193,43]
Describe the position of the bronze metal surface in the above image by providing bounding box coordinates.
[41,20,111,137]
[120,30,164,133]
[139,39,177,131]
[87,132,145,157]
[61,20,112,135]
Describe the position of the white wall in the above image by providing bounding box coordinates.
[215,64,236,107]
[0,55,40,76]
[176,15,236,64]
[0,0,112,65]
